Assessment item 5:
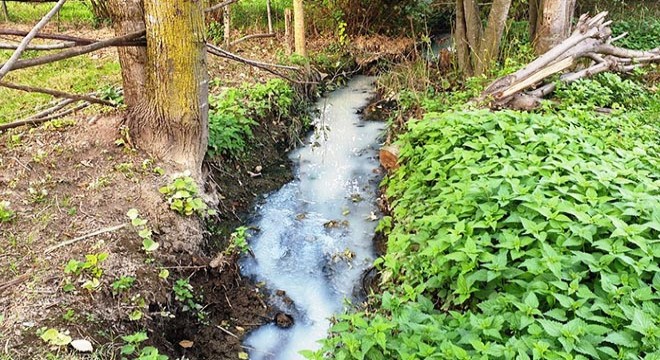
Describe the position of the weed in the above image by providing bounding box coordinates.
[127,209,159,252]
[312,109,660,359]
[43,119,76,131]
[0,201,15,223]
[27,186,49,204]
[120,331,167,359]
[38,328,72,347]
[173,278,207,322]
[111,276,136,296]
[158,173,214,217]
[88,175,112,190]
[225,226,251,255]
[63,252,108,292]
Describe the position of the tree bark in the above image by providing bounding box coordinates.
[455,0,472,75]
[284,8,293,55]
[2,0,8,22]
[132,0,209,173]
[293,0,306,56]
[223,4,231,48]
[529,0,540,41]
[475,0,512,75]
[107,0,146,108]
[535,0,576,55]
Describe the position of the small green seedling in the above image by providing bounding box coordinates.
[158,172,216,217]
[112,276,136,295]
[0,201,15,223]
[127,209,159,252]
[39,328,72,346]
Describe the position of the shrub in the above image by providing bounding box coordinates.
[312,110,660,359]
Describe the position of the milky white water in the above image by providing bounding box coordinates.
[240,76,385,359]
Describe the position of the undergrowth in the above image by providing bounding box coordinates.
[311,107,660,359]
[207,78,309,158]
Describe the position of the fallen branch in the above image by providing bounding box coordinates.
[44,224,128,254]
[479,12,660,108]
[0,0,67,81]
[0,99,88,132]
[0,274,30,293]
[0,30,146,72]
[230,33,275,46]
[0,81,116,106]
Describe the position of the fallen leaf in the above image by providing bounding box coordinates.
[179,340,194,348]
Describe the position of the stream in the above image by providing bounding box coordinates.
[240,76,385,360]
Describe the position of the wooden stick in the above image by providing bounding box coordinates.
[0,30,145,72]
[0,29,96,45]
[0,81,116,106]
[207,44,302,84]
[205,0,239,13]
[230,33,275,46]
[0,99,78,131]
[266,0,273,34]
[0,0,68,81]
[0,40,77,50]
[44,224,128,254]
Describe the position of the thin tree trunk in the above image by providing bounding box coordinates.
[475,0,512,75]
[133,0,209,172]
[266,0,273,34]
[463,0,481,62]
[529,0,540,42]
[284,8,293,55]
[293,0,306,56]
[455,0,473,75]
[223,4,231,48]
[107,0,146,108]
[2,0,8,22]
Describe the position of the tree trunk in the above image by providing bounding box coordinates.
[107,0,146,108]
[293,0,306,56]
[266,0,273,34]
[529,0,540,41]
[223,4,231,49]
[475,0,512,75]
[455,0,472,75]
[131,0,209,173]
[284,8,293,55]
[2,0,9,22]
[535,0,576,55]
[463,0,481,60]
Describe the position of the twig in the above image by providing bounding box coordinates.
[0,41,77,50]
[0,0,68,81]
[205,0,239,13]
[230,33,275,46]
[44,223,129,254]
[216,325,240,339]
[0,29,96,45]
[0,274,30,293]
[0,81,115,107]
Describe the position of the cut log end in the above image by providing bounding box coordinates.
[379,145,400,172]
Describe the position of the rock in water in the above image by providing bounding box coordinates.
[274,312,294,329]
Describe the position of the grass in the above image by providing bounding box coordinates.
[0,51,120,124]
[1,0,95,26]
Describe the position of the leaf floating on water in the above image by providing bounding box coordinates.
[367,212,379,221]
[238,351,249,359]
[350,193,364,203]
[179,340,194,348]
[70,339,93,352]
[296,213,307,220]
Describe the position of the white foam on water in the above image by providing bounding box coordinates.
[240,76,385,360]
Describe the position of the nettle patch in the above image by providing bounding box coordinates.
[313,110,660,359]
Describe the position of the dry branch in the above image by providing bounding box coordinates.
[0,0,67,81]
[0,29,96,44]
[205,0,239,13]
[0,81,116,106]
[206,43,306,83]
[0,40,77,50]
[44,224,128,254]
[0,30,145,72]
[230,33,275,46]
[480,12,660,108]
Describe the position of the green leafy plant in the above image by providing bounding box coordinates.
[312,109,660,359]
[173,278,206,322]
[112,276,136,295]
[39,328,72,347]
[0,201,15,223]
[127,208,159,252]
[63,252,108,292]
[225,226,251,255]
[554,72,649,110]
[120,331,167,359]
[158,173,214,217]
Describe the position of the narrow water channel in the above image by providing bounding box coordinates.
[240,76,385,359]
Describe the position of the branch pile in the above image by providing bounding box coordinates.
[480,12,660,109]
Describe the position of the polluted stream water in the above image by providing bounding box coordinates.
[240,76,386,359]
